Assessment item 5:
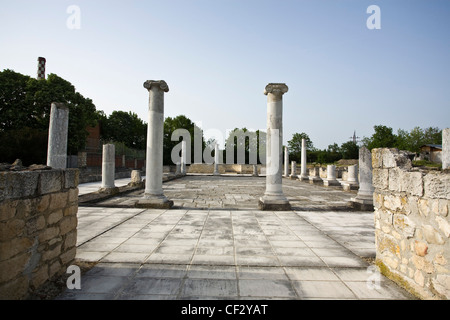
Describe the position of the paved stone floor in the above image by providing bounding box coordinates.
[57,175,417,300]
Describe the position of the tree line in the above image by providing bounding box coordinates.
[287,125,442,165]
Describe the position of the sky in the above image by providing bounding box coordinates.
[1,0,449,150]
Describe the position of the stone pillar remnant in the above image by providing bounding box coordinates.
[47,103,69,169]
[350,147,374,210]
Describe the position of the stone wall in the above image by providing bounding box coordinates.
[372,148,450,299]
[187,164,260,174]
[0,169,79,300]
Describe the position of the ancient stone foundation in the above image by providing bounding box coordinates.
[372,148,450,299]
[0,169,79,300]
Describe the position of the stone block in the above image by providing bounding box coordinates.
[38,170,63,195]
[59,216,77,235]
[393,214,416,238]
[49,192,69,211]
[60,247,76,265]
[424,172,450,200]
[435,216,450,238]
[47,210,63,225]
[4,172,39,199]
[64,169,79,189]
[414,241,428,257]
[0,237,33,261]
[0,219,25,241]
[373,168,389,190]
[422,225,444,245]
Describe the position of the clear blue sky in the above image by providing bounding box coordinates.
[1,0,449,149]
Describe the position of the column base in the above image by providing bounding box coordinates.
[299,175,309,182]
[258,196,291,211]
[349,195,374,211]
[309,177,323,184]
[289,175,298,180]
[342,182,359,191]
[323,179,341,187]
[135,195,174,209]
[98,187,119,195]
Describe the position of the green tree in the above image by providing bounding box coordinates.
[100,110,147,149]
[362,125,397,150]
[287,132,314,162]
[340,141,359,159]
[163,115,203,165]
[224,128,264,164]
[0,69,98,164]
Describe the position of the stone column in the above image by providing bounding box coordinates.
[101,144,117,192]
[351,147,374,210]
[47,103,69,169]
[252,164,259,177]
[323,165,340,187]
[213,143,220,175]
[300,138,308,181]
[284,146,289,177]
[181,140,187,175]
[129,170,143,187]
[136,80,173,209]
[289,161,297,179]
[443,128,450,170]
[259,83,291,211]
[342,164,359,191]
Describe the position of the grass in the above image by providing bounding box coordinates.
[412,160,442,169]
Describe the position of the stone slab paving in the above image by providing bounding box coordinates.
[57,176,417,300]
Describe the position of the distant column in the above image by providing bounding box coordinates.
[252,164,259,177]
[323,165,340,187]
[299,138,308,181]
[289,161,297,179]
[351,147,374,210]
[136,80,173,209]
[443,128,450,170]
[342,164,359,191]
[214,143,220,175]
[284,146,289,177]
[181,140,187,175]
[47,103,69,169]
[259,83,291,211]
[101,144,116,190]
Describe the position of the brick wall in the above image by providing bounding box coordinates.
[372,148,450,299]
[0,169,79,300]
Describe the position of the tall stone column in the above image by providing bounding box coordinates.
[47,103,69,169]
[136,80,173,209]
[284,146,289,177]
[101,144,117,193]
[300,138,308,181]
[351,147,374,210]
[259,83,291,211]
[214,143,220,175]
[181,140,187,175]
[443,128,450,170]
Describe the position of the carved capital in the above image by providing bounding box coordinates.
[264,83,288,96]
[143,80,169,93]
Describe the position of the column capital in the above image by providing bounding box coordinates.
[264,83,288,96]
[143,80,169,92]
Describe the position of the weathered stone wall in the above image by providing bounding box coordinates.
[0,169,79,300]
[187,164,261,174]
[372,148,450,299]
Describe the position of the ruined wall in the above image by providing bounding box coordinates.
[0,169,79,300]
[372,148,450,299]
